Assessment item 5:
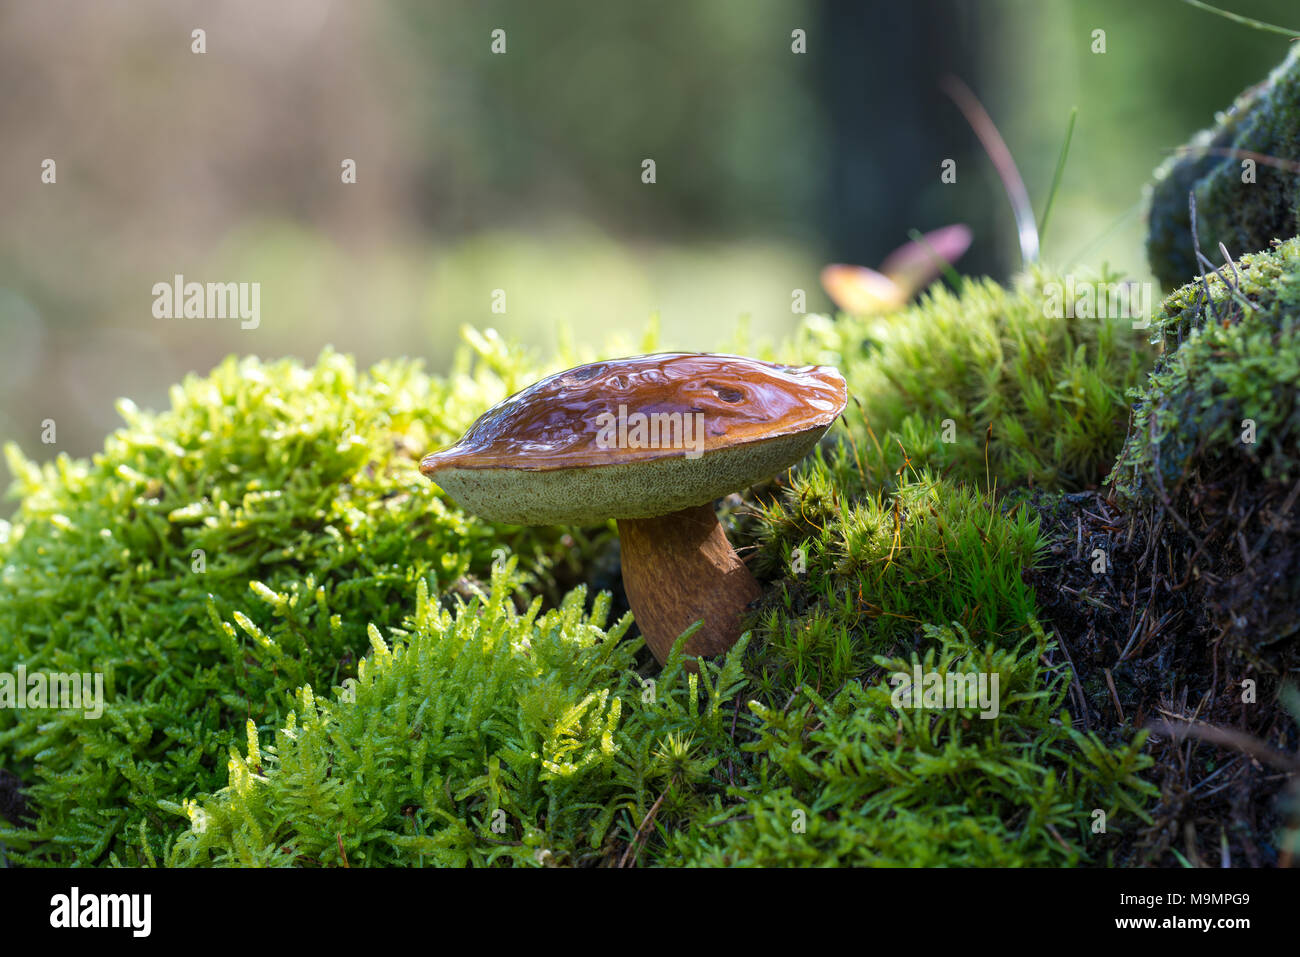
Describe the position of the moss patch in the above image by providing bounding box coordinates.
[0,342,590,865]
[0,270,1168,866]
[170,466,1157,867]
[790,268,1153,491]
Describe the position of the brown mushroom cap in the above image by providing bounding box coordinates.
[421,353,847,525]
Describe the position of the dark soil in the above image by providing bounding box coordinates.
[1021,476,1300,867]
[0,768,29,828]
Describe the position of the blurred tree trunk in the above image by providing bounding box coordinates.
[818,0,1005,279]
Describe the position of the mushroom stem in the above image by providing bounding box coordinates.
[618,503,761,666]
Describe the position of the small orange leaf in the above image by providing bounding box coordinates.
[820,264,905,316]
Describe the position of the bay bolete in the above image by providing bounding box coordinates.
[420,353,847,666]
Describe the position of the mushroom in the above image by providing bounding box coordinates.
[420,353,847,666]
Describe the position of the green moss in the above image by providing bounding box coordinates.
[1147,43,1300,290]
[788,268,1152,491]
[168,564,763,867]
[673,622,1155,867]
[0,289,1161,866]
[1109,235,1300,501]
[166,462,1155,867]
[0,339,586,866]
[742,453,1044,695]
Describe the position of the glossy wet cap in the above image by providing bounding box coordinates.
[420,352,847,525]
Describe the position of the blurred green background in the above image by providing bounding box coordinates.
[1,0,1296,491]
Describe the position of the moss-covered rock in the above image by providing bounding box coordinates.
[1147,43,1300,291]
[1108,235,1300,660]
[1110,235,1300,501]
